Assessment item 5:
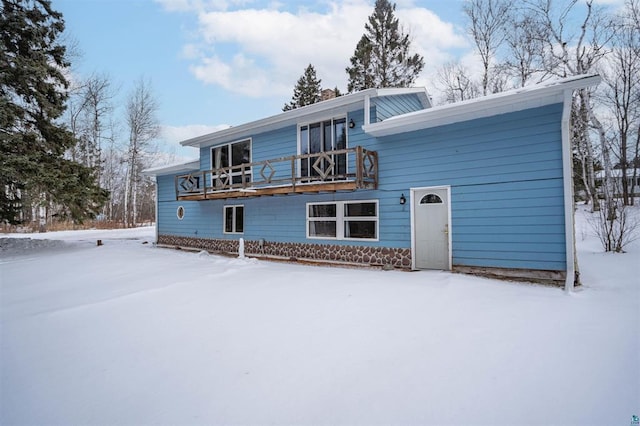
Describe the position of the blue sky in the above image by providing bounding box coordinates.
[53,0,620,159]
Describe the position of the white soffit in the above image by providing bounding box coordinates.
[363,74,602,137]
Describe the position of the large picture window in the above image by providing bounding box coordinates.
[299,118,347,179]
[307,200,377,240]
[224,205,244,234]
[211,139,251,188]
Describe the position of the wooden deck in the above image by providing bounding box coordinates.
[174,146,378,201]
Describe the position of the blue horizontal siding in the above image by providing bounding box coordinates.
[158,192,408,247]
[375,94,425,121]
[155,101,568,272]
[157,175,176,202]
[371,103,567,271]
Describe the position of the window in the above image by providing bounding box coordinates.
[307,200,377,240]
[176,206,185,220]
[308,203,337,238]
[420,194,443,204]
[224,205,244,234]
[299,118,347,179]
[211,139,251,189]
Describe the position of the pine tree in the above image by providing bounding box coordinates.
[0,0,107,224]
[283,64,322,111]
[346,0,425,92]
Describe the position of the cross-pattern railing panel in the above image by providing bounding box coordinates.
[174,146,377,199]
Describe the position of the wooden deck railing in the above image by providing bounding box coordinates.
[175,146,378,200]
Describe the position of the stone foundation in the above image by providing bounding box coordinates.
[157,234,412,268]
[157,235,568,285]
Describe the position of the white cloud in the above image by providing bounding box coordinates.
[591,0,625,4]
[155,0,227,13]
[174,0,469,97]
[180,43,201,59]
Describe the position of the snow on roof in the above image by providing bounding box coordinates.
[142,159,199,177]
[364,74,602,137]
[595,168,640,178]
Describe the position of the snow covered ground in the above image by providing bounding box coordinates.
[1,209,638,425]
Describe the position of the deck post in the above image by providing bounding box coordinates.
[356,146,363,188]
[372,150,379,189]
[202,171,207,198]
[291,157,296,190]
[174,176,179,201]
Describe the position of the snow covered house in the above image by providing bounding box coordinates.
[595,168,640,197]
[145,74,601,289]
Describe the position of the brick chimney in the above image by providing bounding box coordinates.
[321,89,336,101]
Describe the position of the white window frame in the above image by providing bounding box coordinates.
[210,138,252,188]
[297,117,348,178]
[176,205,185,220]
[306,200,378,241]
[223,204,244,234]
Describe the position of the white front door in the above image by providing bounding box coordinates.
[412,187,450,270]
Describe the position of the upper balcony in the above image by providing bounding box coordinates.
[174,146,378,201]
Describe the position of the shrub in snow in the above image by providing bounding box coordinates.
[587,199,640,252]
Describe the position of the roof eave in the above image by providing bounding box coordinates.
[142,160,200,177]
[363,74,601,137]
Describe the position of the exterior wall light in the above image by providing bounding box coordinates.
[349,118,356,129]
[400,193,406,205]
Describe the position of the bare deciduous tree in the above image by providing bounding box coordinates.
[463,0,512,95]
[436,61,481,104]
[504,8,546,86]
[600,0,640,205]
[124,78,159,227]
[527,0,613,211]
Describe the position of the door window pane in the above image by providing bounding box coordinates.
[309,123,321,177]
[334,119,347,175]
[232,140,250,166]
[298,118,348,179]
[214,146,229,169]
[300,125,309,178]
[420,194,443,204]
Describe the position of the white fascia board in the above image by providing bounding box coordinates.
[142,160,199,177]
[180,87,432,148]
[363,75,602,137]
